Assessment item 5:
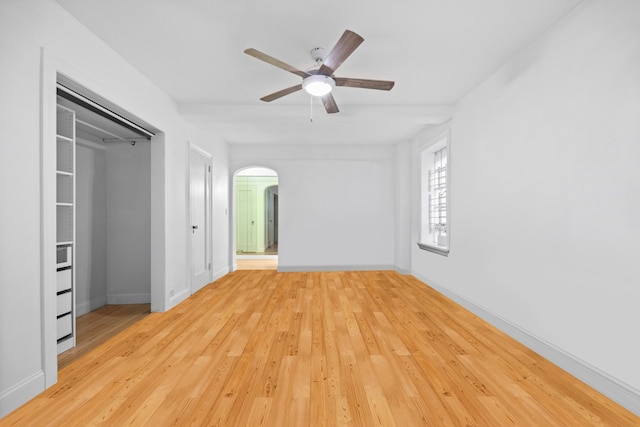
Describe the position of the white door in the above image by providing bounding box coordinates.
[190,145,212,292]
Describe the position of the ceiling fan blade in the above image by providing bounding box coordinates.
[317,30,364,76]
[244,48,310,78]
[320,93,339,114]
[260,84,303,102]
[335,77,395,91]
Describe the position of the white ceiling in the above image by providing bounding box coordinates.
[55,0,582,144]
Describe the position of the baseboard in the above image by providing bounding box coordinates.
[191,267,229,294]
[277,264,395,273]
[211,266,229,283]
[168,288,190,310]
[75,296,107,317]
[236,254,278,260]
[412,272,640,416]
[395,266,412,275]
[0,370,44,418]
[106,293,151,305]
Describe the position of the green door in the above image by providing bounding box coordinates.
[236,184,257,253]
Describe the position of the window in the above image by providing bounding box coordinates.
[419,133,450,256]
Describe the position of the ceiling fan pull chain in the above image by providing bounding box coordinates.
[310,95,313,123]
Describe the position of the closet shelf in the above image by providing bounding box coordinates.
[56,103,76,354]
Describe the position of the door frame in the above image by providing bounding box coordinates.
[188,143,213,294]
[40,50,166,388]
[231,166,279,270]
[264,185,278,249]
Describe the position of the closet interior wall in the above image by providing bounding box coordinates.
[75,131,107,315]
[59,96,152,319]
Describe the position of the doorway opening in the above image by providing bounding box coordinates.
[234,167,278,270]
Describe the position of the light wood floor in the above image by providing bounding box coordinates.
[3,271,638,426]
[58,304,151,369]
[236,258,278,270]
[237,242,278,256]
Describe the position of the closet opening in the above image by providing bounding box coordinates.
[53,75,158,368]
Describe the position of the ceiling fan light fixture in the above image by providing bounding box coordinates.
[302,74,335,97]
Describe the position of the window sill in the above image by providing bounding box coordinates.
[417,242,449,257]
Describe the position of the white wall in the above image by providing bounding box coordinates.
[411,0,640,411]
[0,2,47,415]
[394,141,412,274]
[105,140,151,304]
[76,137,155,312]
[230,144,396,271]
[75,139,107,315]
[0,0,229,416]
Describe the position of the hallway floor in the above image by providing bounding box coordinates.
[236,258,278,270]
[57,304,150,370]
[5,271,637,425]
[236,242,278,256]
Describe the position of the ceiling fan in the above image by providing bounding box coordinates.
[244,29,394,114]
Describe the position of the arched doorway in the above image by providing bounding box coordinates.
[234,167,278,270]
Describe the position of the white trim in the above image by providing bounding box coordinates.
[168,288,191,310]
[417,242,450,257]
[189,142,213,161]
[150,131,166,312]
[237,167,278,177]
[75,296,108,317]
[40,47,58,390]
[190,267,229,294]
[211,266,229,284]
[278,265,396,273]
[395,267,412,275]
[0,371,45,418]
[106,293,151,305]
[412,272,640,416]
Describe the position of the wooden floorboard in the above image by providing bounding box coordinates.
[2,271,638,426]
[236,258,278,270]
[57,304,150,370]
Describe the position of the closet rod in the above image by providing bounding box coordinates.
[57,84,155,140]
[76,119,137,146]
